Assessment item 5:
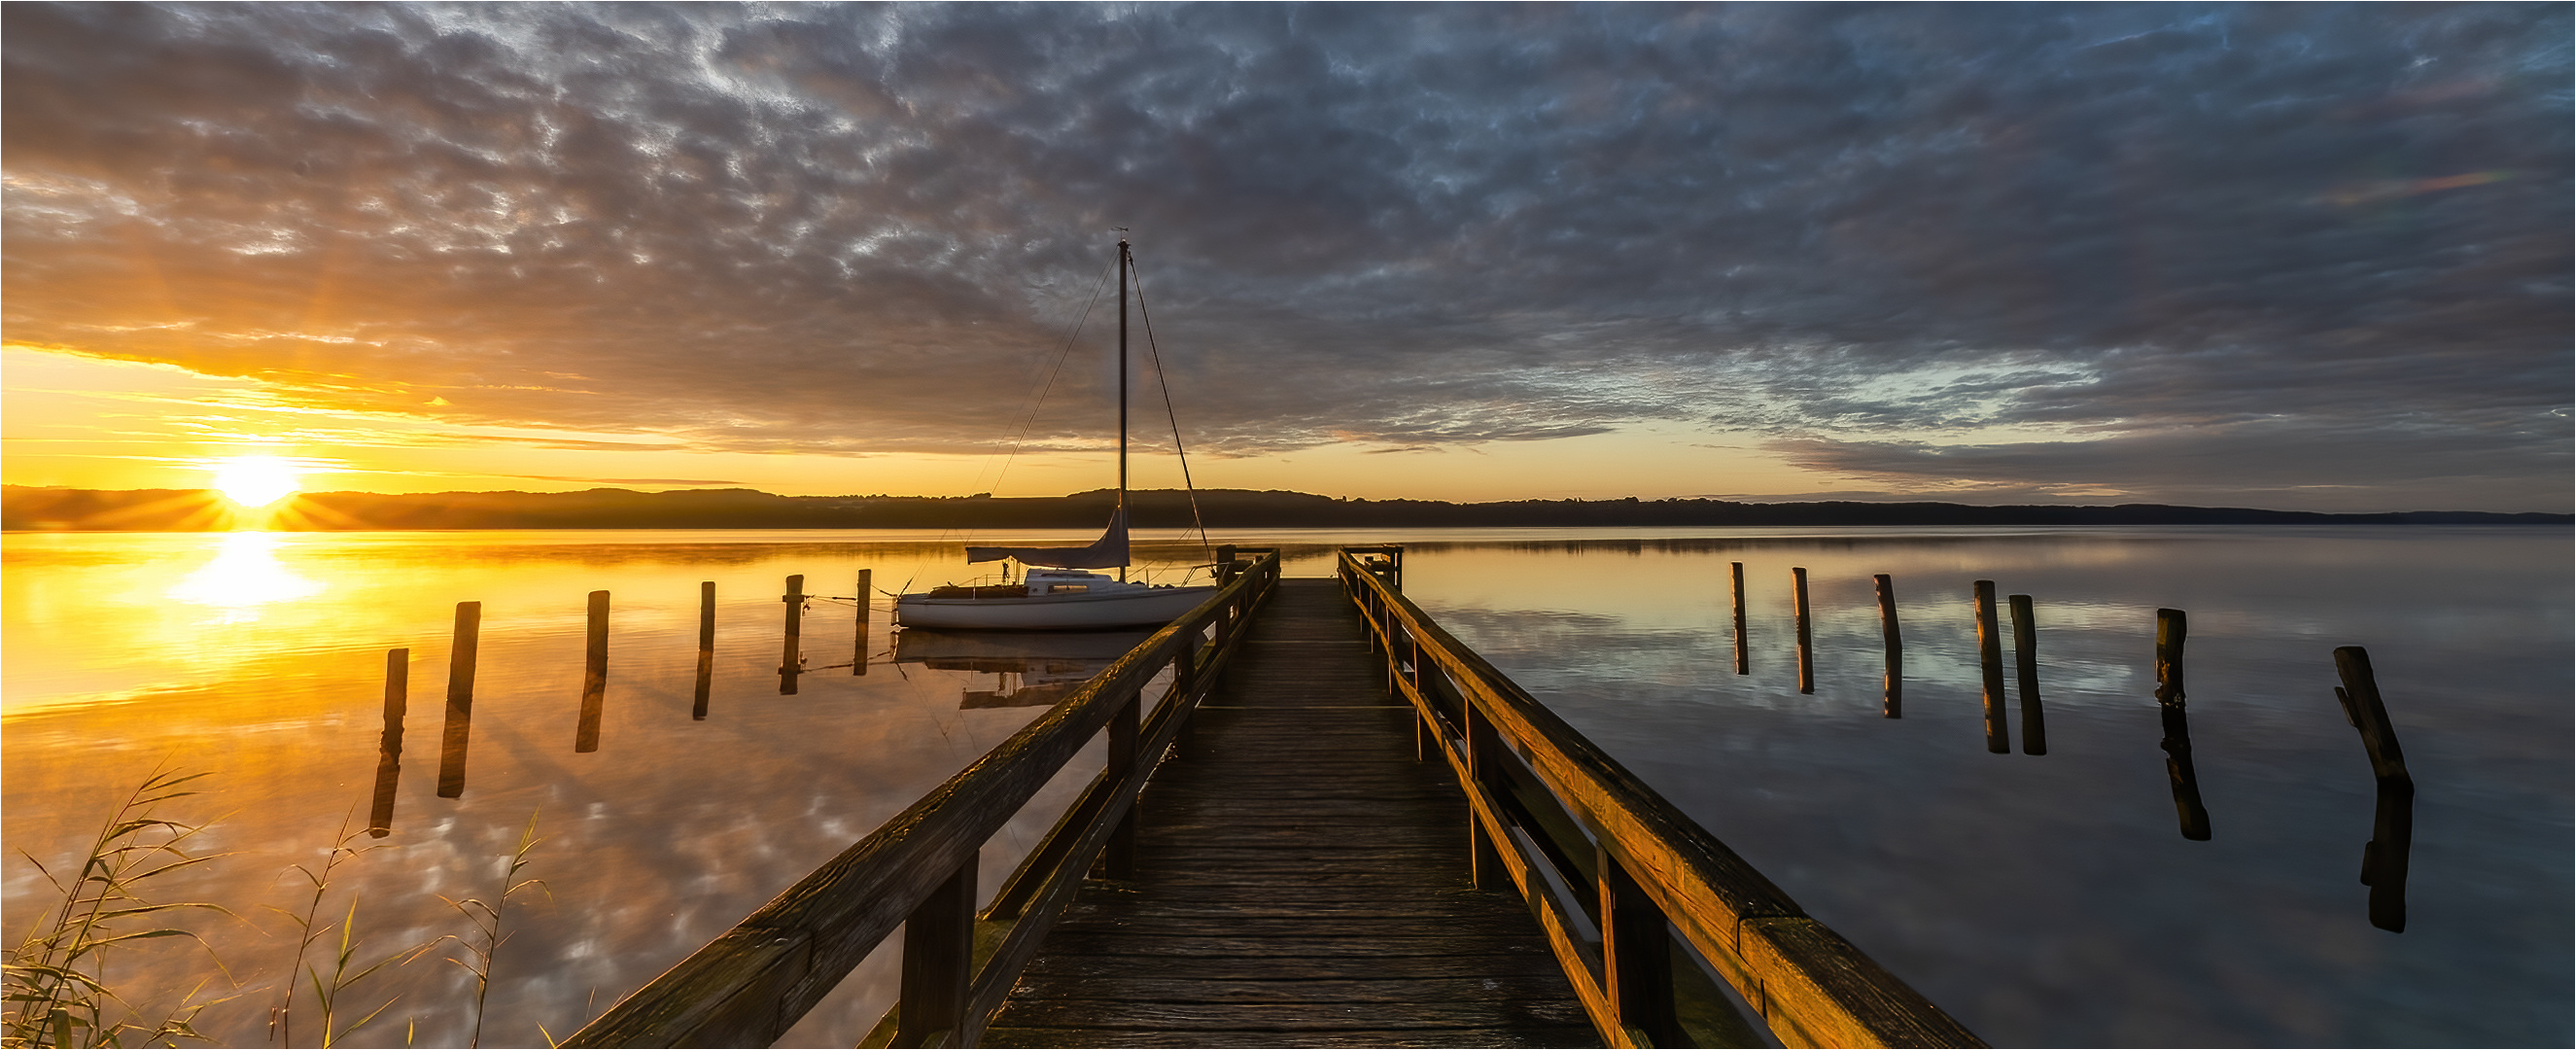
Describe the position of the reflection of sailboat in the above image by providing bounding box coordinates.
[893,237,1217,631]
[894,628,1150,708]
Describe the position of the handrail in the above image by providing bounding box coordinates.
[1337,547,1982,1049]
[567,550,1282,1048]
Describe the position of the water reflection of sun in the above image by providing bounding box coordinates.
[167,532,325,616]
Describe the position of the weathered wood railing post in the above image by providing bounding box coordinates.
[1874,574,1902,718]
[576,590,609,752]
[2333,646,2413,931]
[780,574,804,695]
[2008,594,2045,755]
[2156,609,2212,840]
[693,581,714,720]
[1973,581,2009,753]
[1730,561,1749,676]
[436,601,479,798]
[1600,847,1683,1046]
[1462,699,1508,892]
[1106,690,1141,877]
[1792,567,1815,694]
[895,862,975,1046]
[1172,644,1200,751]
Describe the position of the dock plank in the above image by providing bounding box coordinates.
[982,578,1597,1048]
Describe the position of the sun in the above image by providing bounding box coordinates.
[209,455,301,508]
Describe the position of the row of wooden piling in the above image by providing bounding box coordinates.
[367,571,880,837]
[1734,564,2048,743]
[1725,561,2412,931]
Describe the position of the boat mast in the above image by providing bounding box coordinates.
[1117,237,1130,583]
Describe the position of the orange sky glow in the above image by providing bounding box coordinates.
[2,344,1857,504]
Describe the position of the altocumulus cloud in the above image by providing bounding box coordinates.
[3,3,2567,508]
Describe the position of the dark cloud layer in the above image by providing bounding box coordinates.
[4,3,2567,508]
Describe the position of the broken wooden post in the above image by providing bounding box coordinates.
[1792,567,1814,694]
[369,648,407,837]
[2009,593,2046,755]
[694,581,714,720]
[1873,575,1901,718]
[1973,581,2009,753]
[854,569,873,677]
[1730,561,1749,676]
[2156,609,2211,840]
[436,602,479,798]
[576,590,608,752]
[781,574,803,695]
[2334,646,2413,932]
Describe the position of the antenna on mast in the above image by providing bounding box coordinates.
[1117,234,1131,582]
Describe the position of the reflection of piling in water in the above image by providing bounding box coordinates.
[780,574,803,695]
[854,569,872,677]
[2334,646,2413,932]
[369,648,407,837]
[2155,609,2211,840]
[1729,562,1748,676]
[2010,594,2047,755]
[437,602,479,798]
[576,589,609,752]
[1972,581,2009,753]
[694,581,714,720]
[1791,567,1814,694]
[1873,575,1901,718]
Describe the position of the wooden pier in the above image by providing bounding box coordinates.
[979,577,1592,1046]
[566,548,1981,1049]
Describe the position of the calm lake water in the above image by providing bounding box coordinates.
[4,526,2568,1047]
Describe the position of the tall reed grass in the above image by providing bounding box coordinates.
[3,768,229,1048]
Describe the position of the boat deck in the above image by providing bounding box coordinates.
[982,578,1596,1047]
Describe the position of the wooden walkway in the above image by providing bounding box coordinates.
[983,578,1596,1047]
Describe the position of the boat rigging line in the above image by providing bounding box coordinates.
[896,253,1119,598]
[1129,249,1217,569]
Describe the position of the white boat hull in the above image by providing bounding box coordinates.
[893,585,1219,631]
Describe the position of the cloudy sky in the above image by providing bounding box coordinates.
[4,3,2567,510]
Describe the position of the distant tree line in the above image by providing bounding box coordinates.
[5,485,2565,531]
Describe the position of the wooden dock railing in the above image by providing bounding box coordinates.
[1338,547,1982,1049]
[565,550,1281,1048]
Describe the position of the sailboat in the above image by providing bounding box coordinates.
[891,238,1220,631]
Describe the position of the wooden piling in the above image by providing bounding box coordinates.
[1973,581,2009,753]
[2334,646,2413,931]
[1873,575,1901,718]
[437,602,479,798]
[381,648,408,750]
[2156,609,2211,840]
[1792,567,1814,694]
[369,648,407,837]
[1729,561,1748,676]
[781,574,803,696]
[694,581,714,720]
[855,569,872,677]
[576,590,609,752]
[2009,594,2046,755]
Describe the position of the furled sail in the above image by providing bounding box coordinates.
[965,508,1130,569]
